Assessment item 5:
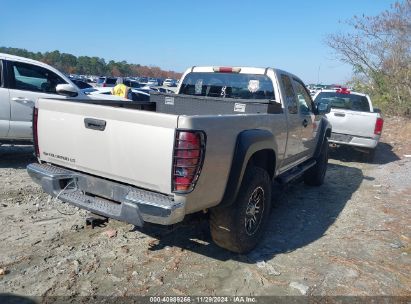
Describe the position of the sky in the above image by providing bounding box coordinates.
[0,0,395,84]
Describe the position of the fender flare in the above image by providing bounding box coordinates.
[314,117,332,158]
[219,129,277,207]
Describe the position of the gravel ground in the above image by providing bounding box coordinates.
[0,117,410,299]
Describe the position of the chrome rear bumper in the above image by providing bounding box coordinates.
[27,163,185,226]
[329,132,379,149]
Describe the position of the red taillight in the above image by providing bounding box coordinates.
[33,107,40,157]
[212,66,241,73]
[374,117,384,135]
[173,130,205,193]
[336,87,350,94]
[102,83,106,87]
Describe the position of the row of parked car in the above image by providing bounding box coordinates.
[96,76,178,88]
[68,76,176,102]
[69,74,179,88]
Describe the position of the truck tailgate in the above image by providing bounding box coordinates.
[37,99,177,194]
[326,109,378,138]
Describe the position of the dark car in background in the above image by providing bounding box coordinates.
[70,78,93,89]
[124,79,145,89]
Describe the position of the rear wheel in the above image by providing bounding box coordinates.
[210,166,272,253]
[304,137,329,186]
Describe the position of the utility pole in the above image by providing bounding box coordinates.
[317,65,321,85]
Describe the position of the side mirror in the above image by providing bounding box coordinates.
[56,84,78,97]
[373,107,381,113]
[315,103,331,115]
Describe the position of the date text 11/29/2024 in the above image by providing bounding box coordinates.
[149,296,257,303]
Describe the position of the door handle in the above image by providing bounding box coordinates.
[334,112,346,117]
[84,118,107,131]
[302,119,308,128]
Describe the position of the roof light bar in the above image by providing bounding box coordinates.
[212,67,241,73]
[336,87,351,94]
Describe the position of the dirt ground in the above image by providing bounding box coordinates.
[0,117,410,299]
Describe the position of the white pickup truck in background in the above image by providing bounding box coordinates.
[313,88,383,161]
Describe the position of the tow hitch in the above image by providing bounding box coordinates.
[86,213,108,229]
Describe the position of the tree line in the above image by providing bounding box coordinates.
[0,47,183,79]
[326,0,411,116]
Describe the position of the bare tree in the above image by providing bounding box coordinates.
[326,0,411,116]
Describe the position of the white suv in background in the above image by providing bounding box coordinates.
[0,53,126,144]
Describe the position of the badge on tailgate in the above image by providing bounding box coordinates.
[43,151,76,163]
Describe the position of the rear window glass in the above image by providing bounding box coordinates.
[106,78,117,84]
[180,72,275,100]
[314,92,370,112]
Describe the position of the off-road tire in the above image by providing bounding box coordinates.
[304,137,329,186]
[210,166,272,253]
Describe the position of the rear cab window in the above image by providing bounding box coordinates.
[292,78,313,114]
[179,72,275,100]
[314,92,371,112]
[280,74,298,114]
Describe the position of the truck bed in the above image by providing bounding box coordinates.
[37,98,178,194]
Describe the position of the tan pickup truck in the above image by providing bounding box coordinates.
[27,66,331,253]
